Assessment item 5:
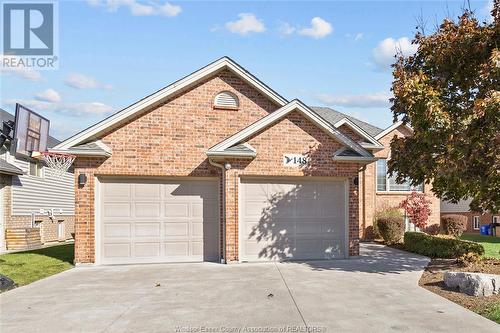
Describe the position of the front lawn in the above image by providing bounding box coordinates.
[474,301,500,324]
[0,243,74,288]
[460,234,500,259]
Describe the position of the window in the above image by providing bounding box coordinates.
[214,91,239,109]
[29,161,43,177]
[57,222,64,240]
[376,159,387,191]
[376,158,423,192]
[473,216,480,230]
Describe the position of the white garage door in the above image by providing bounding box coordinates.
[99,178,219,264]
[240,178,347,261]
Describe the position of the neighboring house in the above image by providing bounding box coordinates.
[52,57,440,265]
[441,199,499,233]
[0,108,75,251]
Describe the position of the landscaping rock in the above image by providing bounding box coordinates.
[0,274,16,292]
[444,271,500,297]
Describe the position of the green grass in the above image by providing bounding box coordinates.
[0,244,74,287]
[460,234,500,259]
[473,301,500,324]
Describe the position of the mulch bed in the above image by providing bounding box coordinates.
[419,258,500,310]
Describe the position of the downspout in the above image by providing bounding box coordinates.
[358,165,367,239]
[209,158,227,264]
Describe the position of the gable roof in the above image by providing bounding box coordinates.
[0,108,60,148]
[0,158,23,175]
[374,120,413,140]
[207,100,373,159]
[51,140,112,157]
[54,56,289,150]
[311,106,384,138]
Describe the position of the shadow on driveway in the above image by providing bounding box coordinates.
[282,242,430,274]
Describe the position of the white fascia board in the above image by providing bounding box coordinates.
[332,156,378,163]
[93,140,113,155]
[206,151,257,158]
[54,57,288,150]
[50,148,112,157]
[208,100,372,158]
[334,118,383,147]
[375,121,413,140]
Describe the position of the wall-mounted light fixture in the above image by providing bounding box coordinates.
[78,173,87,187]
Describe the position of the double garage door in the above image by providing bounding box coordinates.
[99,177,347,264]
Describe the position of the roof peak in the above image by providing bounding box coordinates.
[310,106,385,137]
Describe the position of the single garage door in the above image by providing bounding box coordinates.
[240,178,347,261]
[99,178,219,264]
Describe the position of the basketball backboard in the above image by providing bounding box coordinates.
[12,104,50,157]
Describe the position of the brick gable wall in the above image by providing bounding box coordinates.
[223,111,362,260]
[73,70,364,263]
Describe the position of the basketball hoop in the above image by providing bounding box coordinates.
[32,151,76,179]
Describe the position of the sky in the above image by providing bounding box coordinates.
[0,0,494,140]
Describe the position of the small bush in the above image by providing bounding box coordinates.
[458,252,481,267]
[404,232,484,258]
[441,214,467,237]
[377,216,405,244]
[374,207,403,239]
[424,224,441,235]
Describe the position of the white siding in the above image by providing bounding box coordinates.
[9,155,74,216]
[440,199,472,213]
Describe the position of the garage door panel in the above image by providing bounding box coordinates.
[100,178,219,264]
[103,243,131,258]
[193,200,218,218]
[164,223,189,237]
[135,203,161,217]
[103,203,131,218]
[104,223,131,238]
[240,178,346,261]
[164,241,190,256]
[134,242,160,257]
[134,183,161,199]
[103,183,131,199]
[243,201,268,217]
[164,203,189,217]
[134,223,160,237]
[296,222,322,235]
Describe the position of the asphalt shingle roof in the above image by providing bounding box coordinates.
[67,141,110,155]
[224,144,255,154]
[310,106,384,138]
[0,159,23,175]
[0,108,60,148]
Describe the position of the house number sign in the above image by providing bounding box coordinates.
[283,154,308,167]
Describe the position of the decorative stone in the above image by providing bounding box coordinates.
[0,274,16,292]
[444,271,500,297]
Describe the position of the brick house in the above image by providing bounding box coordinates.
[0,108,75,251]
[441,199,499,233]
[52,57,440,264]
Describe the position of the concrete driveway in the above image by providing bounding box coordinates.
[1,243,498,332]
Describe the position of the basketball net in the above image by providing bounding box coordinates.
[32,151,76,179]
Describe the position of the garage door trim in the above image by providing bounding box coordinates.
[238,176,349,262]
[94,176,220,265]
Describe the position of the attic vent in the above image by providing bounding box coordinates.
[214,91,239,109]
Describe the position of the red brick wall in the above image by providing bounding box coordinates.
[222,111,362,260]
[359,125,441,238]
[74,70,281,263]
[73,70,364,263]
